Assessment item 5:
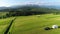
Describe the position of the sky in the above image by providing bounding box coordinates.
[0,0,60,7]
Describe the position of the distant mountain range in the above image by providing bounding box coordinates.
[0,5,60,11]
[9,5,60,9]
[39,5,60,9]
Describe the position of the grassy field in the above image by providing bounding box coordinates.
[9,14,60,34]
[0,12,8,16]
[0,17,14,34]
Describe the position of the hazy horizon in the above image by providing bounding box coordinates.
[0,0,60,7]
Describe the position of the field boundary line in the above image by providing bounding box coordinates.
[4,17,16,34]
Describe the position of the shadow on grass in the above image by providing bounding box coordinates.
[58,26,60,28]
[44,26,60,30]
[44,27,53,30]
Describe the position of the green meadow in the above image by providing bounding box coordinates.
[0,13,60,34]
[0,17,14,34]
[0,2,60,34]
[0,12,8,16]
[8,14,60,34]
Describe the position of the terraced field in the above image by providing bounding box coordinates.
[9,14,60,34]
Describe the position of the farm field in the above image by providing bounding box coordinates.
[9,14,60,34]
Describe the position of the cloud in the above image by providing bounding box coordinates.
[16,1,60,6]
[0,0,60,7]
[40,2,60,5]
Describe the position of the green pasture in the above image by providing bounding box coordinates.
[0,17,14,34]
[9,14,60,34]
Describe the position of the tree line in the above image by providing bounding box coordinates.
[6,6,60,17]
[0,5,60,19]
